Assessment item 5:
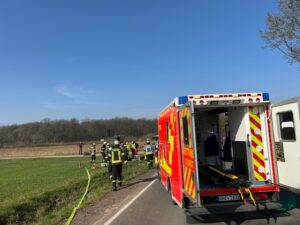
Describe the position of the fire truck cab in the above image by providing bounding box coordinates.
[158,92,281,217]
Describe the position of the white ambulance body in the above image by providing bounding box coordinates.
[272,97,300,190]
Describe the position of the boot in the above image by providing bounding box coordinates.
[112,182,117,191]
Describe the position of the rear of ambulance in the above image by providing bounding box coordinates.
[177,93,281,217]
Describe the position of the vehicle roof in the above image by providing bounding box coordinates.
[273,96,300,107]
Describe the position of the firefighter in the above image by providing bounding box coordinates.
[153,139,159,165]
[108,140,126,191]
[100,142,107,164]
[131,141,135,159]
[125,142,131,160]
[78,142,83,155]
[106,146,113,179]
[90,143,97,164]
[145,139,153,169]
[121,143,129,161]
[134,141,139,155]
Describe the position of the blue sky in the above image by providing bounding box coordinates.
[0,0,299,125]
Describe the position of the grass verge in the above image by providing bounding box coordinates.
[0,157,148,225]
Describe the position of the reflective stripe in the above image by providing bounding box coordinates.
[145,144,152,155]
[112,148,122,164]
[249,106,266,181]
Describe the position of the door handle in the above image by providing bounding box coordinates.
[247,134,251,147]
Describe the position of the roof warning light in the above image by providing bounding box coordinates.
[263,93,270,101]
[178,96,188,104]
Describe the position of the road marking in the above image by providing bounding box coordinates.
[95,179,156,225]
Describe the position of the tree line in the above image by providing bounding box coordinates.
[0,118,157,148]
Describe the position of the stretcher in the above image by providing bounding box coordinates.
[201,165,257,206]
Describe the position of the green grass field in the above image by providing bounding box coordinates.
[0,157,148,225]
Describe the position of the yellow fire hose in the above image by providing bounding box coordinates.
[206,166,257,206]
[238,188,257,206]
[65,167,91,225]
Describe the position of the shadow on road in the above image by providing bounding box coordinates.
[278,186,300,212]
[186,210,289,225]
[116,175,157,191]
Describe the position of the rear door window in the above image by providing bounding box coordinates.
[278,111,296,141]
[182,116,189,146]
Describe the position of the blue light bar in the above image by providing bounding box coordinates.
[263,93,270,101]
[178,96,188,104]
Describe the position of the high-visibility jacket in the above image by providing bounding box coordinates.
[145,144,153,155]
[111,148,124,164]
[125,144,131,151]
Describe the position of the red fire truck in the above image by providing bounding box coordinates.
[157,92,281,217]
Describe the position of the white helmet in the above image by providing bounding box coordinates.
[104,142,107,145]
[114,140,120,145]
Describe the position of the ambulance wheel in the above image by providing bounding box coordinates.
[167,179,177,205]
[227,220,238,225]
[182,197,190,209]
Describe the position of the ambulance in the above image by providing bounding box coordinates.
[272,97,300,190]
[157,92,281,217]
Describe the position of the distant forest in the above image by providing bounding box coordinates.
[0,118,157,147]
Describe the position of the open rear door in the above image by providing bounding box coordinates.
[247,105,272,183]
[178,102,201,205]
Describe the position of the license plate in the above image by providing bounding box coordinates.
[216,195,241,202]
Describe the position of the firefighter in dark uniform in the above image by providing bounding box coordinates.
[121,143,129,161]
[100,142,107,164]
[108,140,127,191]
[106,144,113,178]
[145,139,153,169]
[90,143,97,164]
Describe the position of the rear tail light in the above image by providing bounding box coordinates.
[255,193,269,200]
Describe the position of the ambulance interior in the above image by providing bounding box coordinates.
[193,106,254,190]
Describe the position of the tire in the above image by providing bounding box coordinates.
[182,197,190,209]
[227,220,238,225]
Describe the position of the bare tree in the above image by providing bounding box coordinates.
[261,0,300,64]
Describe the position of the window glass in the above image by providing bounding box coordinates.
[278,111,296,141]
[166,122,169,142]
[182,116,189,146]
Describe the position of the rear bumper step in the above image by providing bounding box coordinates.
[185,201,282,216]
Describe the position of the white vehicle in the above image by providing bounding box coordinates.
[272,97,300,190]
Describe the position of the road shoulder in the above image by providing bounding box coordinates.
[69,169,157,225]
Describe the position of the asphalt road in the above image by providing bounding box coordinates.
[107,178,300,225]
